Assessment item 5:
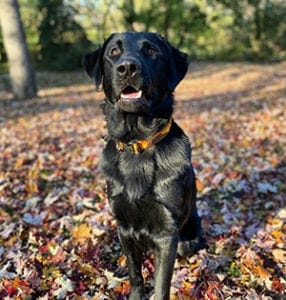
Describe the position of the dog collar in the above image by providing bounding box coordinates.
[117,118,172,154]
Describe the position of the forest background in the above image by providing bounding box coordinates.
[0,0,286,72]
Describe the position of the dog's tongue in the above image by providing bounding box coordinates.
[121,90,142,99]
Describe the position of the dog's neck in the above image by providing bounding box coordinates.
[116,117,172,153]
[102,95,174,145]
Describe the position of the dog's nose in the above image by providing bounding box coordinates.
[116,59,141,77]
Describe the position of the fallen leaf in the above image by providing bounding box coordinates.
[271,277,285,294]
[117,255,127,268]
[0,63,285,298]
[72,223,93,242]
[272,249,286,263]
[113,280,130,296]
[0,262,16,279]
[196,178,204,192]
[257,182,278,193]
[23,212,46,226]
[54,276,74,299]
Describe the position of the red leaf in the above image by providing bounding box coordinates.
[3,282,18,297]
[271,277,285,293]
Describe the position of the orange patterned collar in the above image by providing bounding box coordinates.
[116,118,172,154]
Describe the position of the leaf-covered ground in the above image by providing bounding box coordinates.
[0,62,285,299]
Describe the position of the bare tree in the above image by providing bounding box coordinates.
[0,0,37,99]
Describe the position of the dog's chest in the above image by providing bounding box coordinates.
[118,151,155,199]
[101,144,157,200]
[110,193,174,239]
[102,146,176,236]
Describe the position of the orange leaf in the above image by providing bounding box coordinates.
[117,255,127,268]
[14,157,26,168]
[13,277,30,290]
[0,208,9,220]
[241,139,251,148]
[271,230,283,240]
[72,224,93,242]
[179,280,192,296]
[195,137,205,148]
[28,168,39,180]
[254,264,270,279]
[206,283,221,300]
[113,280,130,296]
[241,258,270,279]
[4,235,17,247]
[26,181,39,194]
[229,170,239,179]
[196,178,204,192]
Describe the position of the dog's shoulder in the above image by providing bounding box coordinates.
[155,121,192,172]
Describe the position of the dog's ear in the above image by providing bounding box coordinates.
[83,47,103,91]
[163,40,189,91]
[83,34,115,91]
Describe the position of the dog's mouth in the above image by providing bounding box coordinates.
[120,86,143,100]
[116,84,152,113]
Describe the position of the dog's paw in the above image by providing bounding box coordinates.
[177,236,207,257]
[114,266,128,278]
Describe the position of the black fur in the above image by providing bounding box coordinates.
[83,32,205,300]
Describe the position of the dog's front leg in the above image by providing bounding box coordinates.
[118,230,144,300]
[154,235,178,300]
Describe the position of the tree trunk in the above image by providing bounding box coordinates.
[0,0,37,99]
[254,4,262,41]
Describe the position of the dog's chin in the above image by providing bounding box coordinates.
[116,97,151,114]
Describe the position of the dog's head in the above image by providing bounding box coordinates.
[83,32,188,114]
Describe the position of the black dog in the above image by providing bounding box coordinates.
[83,32,204,300]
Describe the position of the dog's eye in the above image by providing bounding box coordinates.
[142,42,158,56]
[143,44,158,56]
[148,47,157,55]
[110,47,122,57]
